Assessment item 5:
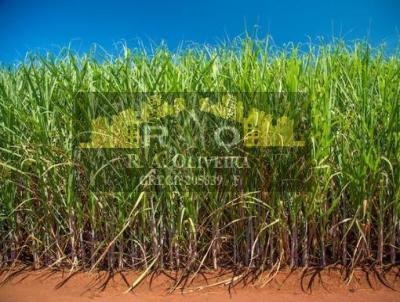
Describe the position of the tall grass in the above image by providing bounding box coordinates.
[0,39,399,280]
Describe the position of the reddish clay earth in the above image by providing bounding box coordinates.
[1,267,400,302]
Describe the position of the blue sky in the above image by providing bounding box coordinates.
[0,0,399,64]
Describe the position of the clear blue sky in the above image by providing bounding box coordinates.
[1,0,399,64]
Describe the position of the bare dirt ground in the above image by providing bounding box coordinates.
[1,267,400,302]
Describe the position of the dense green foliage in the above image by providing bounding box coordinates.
[0,39,399,278]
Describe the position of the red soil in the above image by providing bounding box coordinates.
[1,267,400,302]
